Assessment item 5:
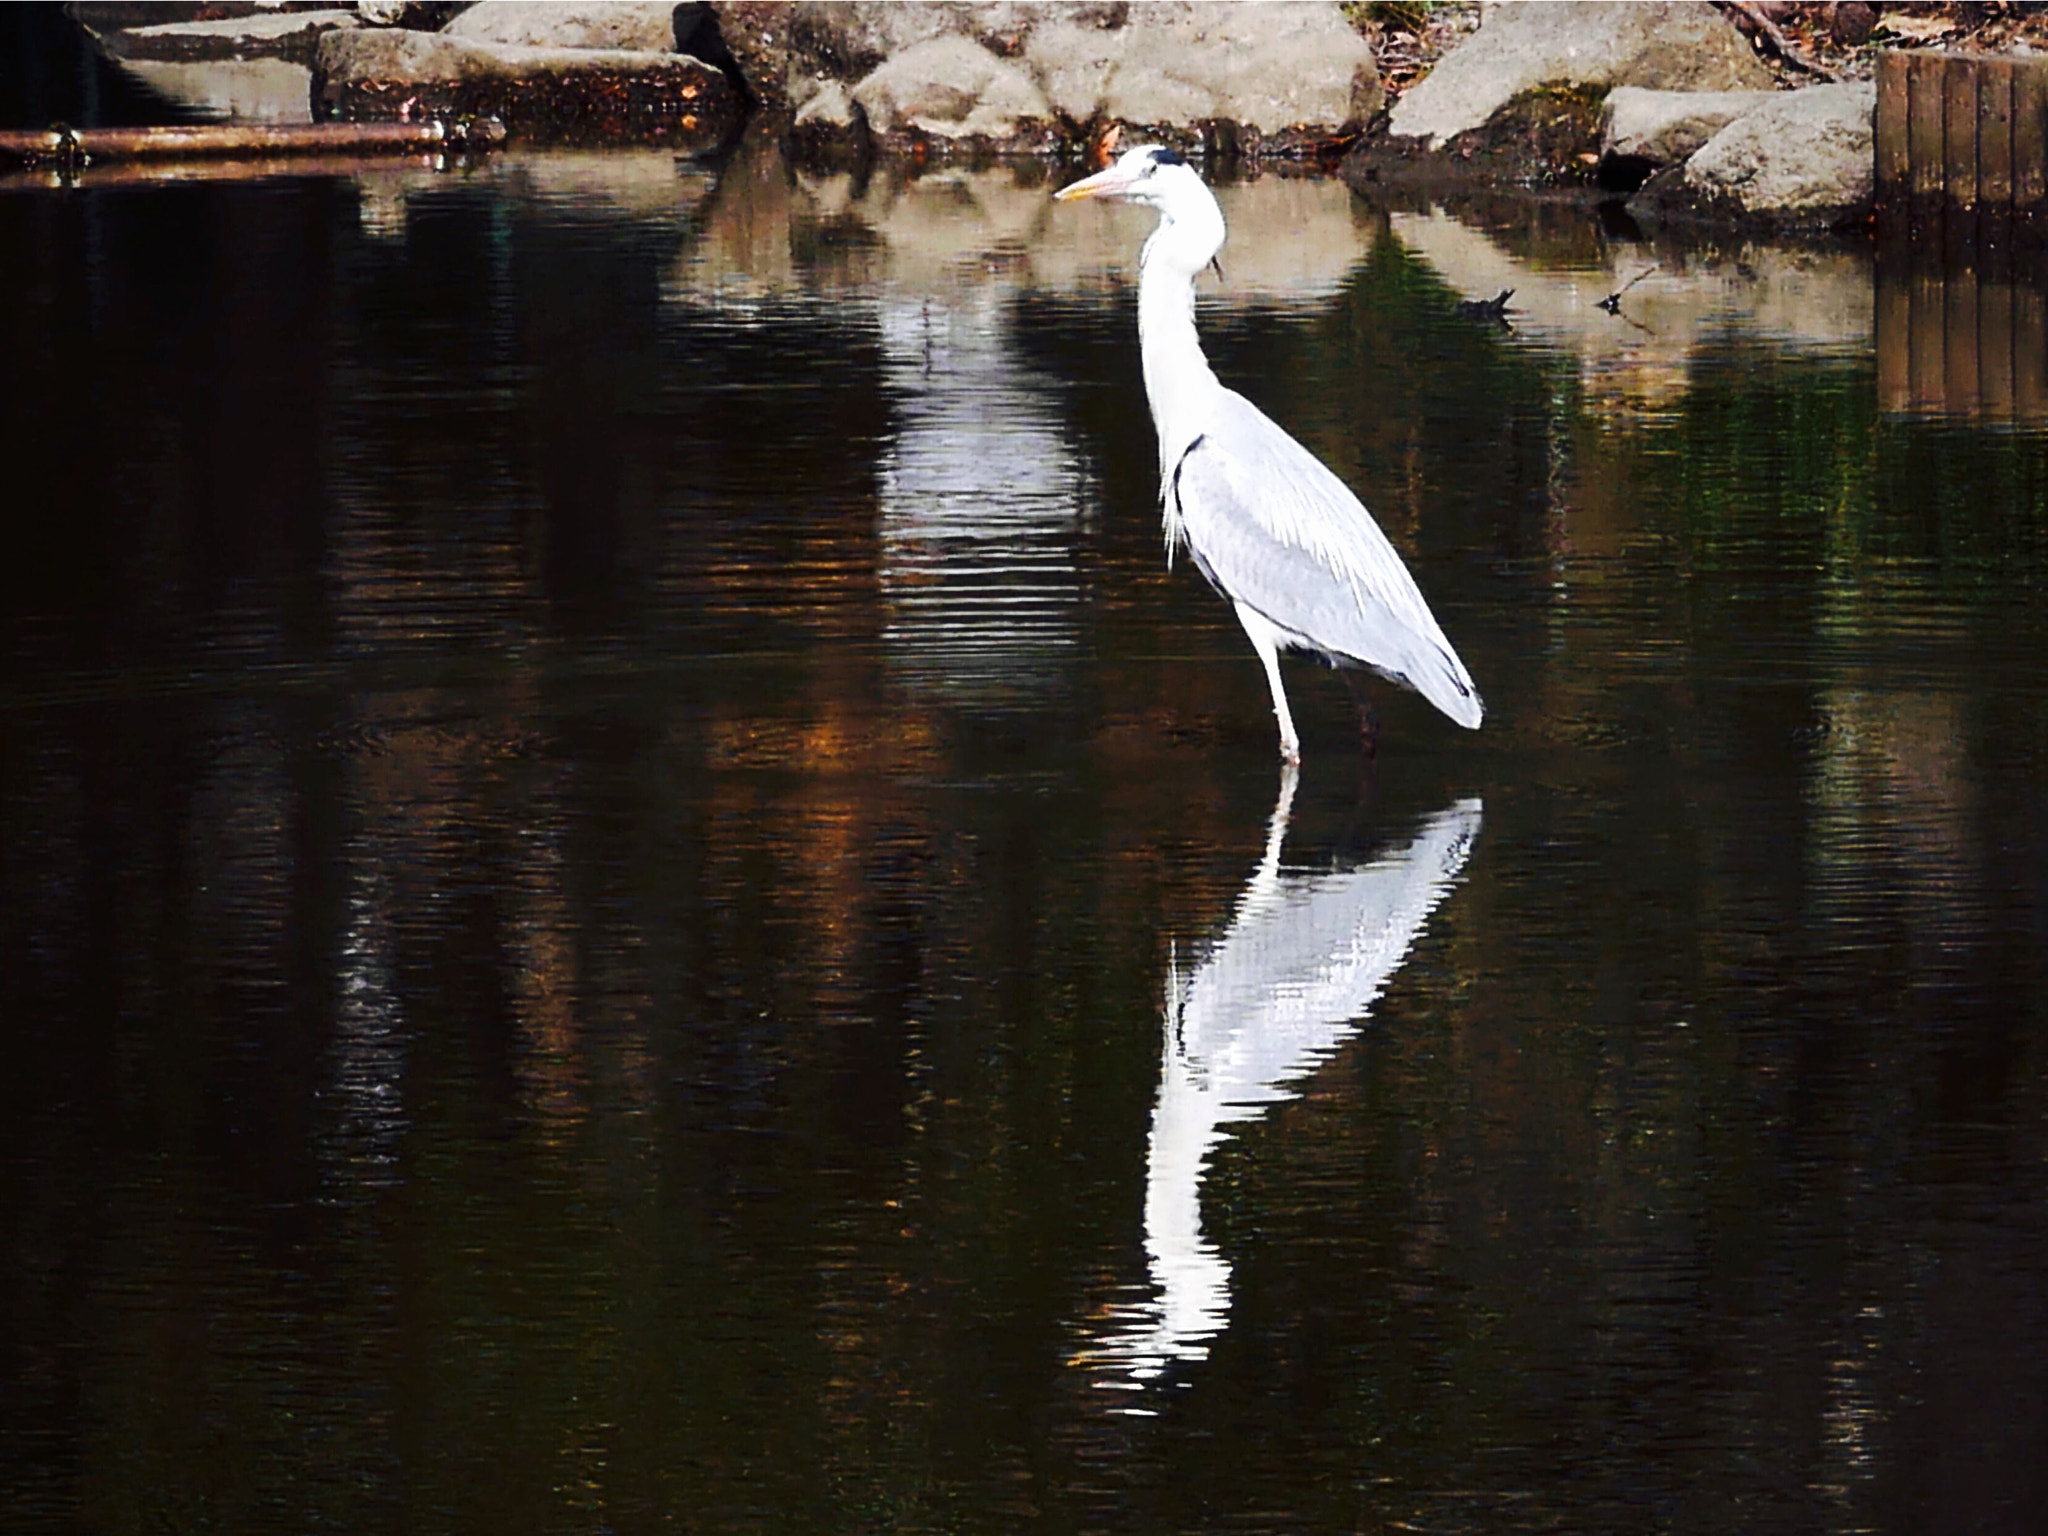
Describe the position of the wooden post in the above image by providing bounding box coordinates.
[1878,52,2048,228]
[1874,53,2048,421]
[2016,58,2048,211]
[1944,56,1980,210]
[1908,52,1947,202]
[1979,59,2016,215]
[1876,50,1912,204]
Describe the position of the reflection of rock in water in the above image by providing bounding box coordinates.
[113,59,316,124]
[877,289,1097,706]
[1080,774,1481,1401]
[1387,208,1872,415]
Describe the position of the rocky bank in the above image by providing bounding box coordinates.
[1346,1,1878,232]
[63,2,1935,231]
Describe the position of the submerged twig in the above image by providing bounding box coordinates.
[1597,264,1659,315]
[1455,288,1516,330]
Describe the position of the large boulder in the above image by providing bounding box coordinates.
[852,35,1057,149]
[715,1,1123,113]
[793,1,1122,75]
[1026,2,1381,149]
[440,2,692,52]
[1679,82,1876,222]
[1599,85,1779,172]
[314,27,742,145]
[356,1,462,24]
[789,78,868,164]
[92,8,361,65]
[712,0,811,110]
[721,0,1376,158]
[77,9,363,123]
[1388,1,1773,149]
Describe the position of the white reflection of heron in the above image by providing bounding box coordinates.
[1057,146,1484,761]
[1080,768,1482,1400]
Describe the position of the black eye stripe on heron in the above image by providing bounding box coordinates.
[1052,145,1484,764]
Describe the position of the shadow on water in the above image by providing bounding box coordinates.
[0,5,202,131]
[1,136,2047,1535]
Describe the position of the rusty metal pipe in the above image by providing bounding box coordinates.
[0,118,505,167]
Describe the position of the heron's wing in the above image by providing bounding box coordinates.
[1169,391,1483,728]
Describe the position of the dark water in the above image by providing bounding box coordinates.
[3,137,2046,1535]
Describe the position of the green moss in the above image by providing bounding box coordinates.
[1342,0,1439,33]
[1453,82,1609,185]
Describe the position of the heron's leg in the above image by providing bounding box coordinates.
[1233,602,1300,765]
[1337,668,1380,758]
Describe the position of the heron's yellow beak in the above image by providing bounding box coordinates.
[1053,166,1133,201]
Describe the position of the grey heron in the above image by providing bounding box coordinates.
[1056,145,1484,761]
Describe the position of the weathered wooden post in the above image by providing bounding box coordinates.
[1875,49,2048,422]
[1876,50,1911,203]
[1977,58,2015,215]
[1875,48,2048,225]
[1944,55,1979,209]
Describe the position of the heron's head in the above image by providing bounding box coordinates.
[1055,144,1206,211]
[1055,145,1224,276]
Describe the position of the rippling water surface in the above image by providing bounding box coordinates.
[3,135,2046,1535]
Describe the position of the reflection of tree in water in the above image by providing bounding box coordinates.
[1077,772,1481,1402]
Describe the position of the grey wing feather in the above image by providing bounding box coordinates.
[1169,391,1483,728]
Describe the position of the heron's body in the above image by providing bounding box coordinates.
[1057,146,1483,761]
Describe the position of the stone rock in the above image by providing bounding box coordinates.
[794,76,862,130]
[98,8,361,65]
[714,1,1124,114]
[712,1,806,109]
[1388,1,1773,149]
[788,76,868,163]
[314,27,741,144]
[852,35,1055,146]
[1027,2,1380,145]
[796,2,1125,78]
[1025,19,1124,122]
[110,58,320,123]
[361,1,476,25]
[1680,81,1875,221]
[441,2,690,53]
[719,0,1370,156]
[1600,85,1778,167]
[1830,2,1878,46]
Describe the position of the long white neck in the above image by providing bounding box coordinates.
[1136,194,1226,476]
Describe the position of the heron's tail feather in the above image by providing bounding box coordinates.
[1405,640,1485,730]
